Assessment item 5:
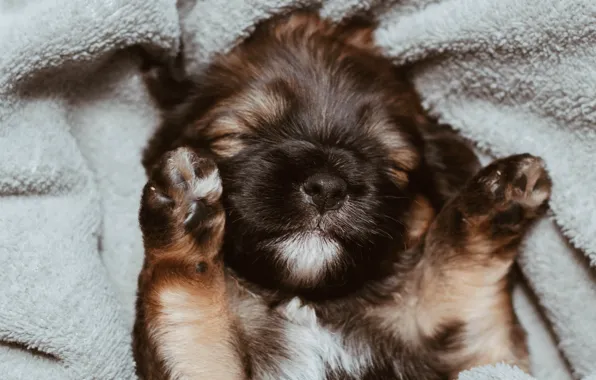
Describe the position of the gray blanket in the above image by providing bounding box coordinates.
[1,0,594,379]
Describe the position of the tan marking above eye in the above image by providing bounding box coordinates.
[366,116,421,173]
[234,85,289,127]
[203,81,290,158]
[205,114,248,158]
[208,115,247,139]
[387,167,409,187]
[205,83,289,138]
[389,149,420,172]
[211,136,245,158]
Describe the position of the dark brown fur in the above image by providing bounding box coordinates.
[133,11,549,380]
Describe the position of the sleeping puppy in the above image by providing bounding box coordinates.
[133,11,551,380]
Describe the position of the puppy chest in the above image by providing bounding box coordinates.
[252,299,374,380]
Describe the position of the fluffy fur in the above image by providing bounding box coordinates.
[133,11,550,380]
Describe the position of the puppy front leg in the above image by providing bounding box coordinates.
[133,147,245,380]
[412,154,552,377]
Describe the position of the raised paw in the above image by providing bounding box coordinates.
[139,147,224,249]
[463,153,552,233]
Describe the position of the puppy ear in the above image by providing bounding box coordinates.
[420,123,481,201]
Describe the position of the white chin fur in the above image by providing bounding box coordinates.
[274,232,341,286]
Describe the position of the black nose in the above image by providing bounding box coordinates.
[302,173,347,212]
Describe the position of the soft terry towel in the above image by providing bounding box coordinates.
[0,0,594,379]
[0,0,179,378]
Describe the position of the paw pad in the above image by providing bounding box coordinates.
[142,147,223,233]
[479,154,552,224]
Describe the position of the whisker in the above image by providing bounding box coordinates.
[381,214,406,227]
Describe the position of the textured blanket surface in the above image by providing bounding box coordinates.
[0,0,594,379]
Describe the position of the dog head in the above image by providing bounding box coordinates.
[144,13,479,295]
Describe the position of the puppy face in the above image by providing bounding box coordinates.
[218,85,421,290]
[149,13,452,293]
